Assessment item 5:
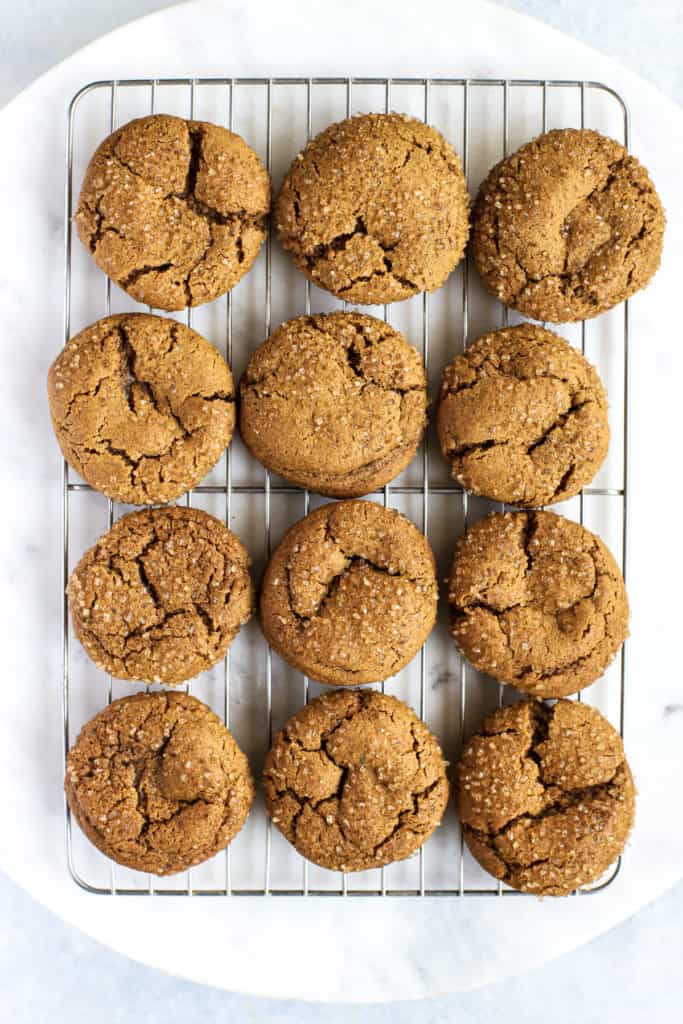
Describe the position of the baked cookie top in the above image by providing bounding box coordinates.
[263,688,449,872]
[75,114,270,310]
[447,510,628,697]
[65,692,254,875]
[436,322,609,507]
[68,506,254,684]
[275,112,469,304]
[455,699,635,895]
[260,500,437,685]
[48,313,235,504]
[239,312,427,497]
[472,128,665,322]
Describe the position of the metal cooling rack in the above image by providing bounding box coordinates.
[62,77,630,896]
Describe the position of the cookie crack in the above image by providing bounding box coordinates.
[286,555,423,626]
[336,266,419,296]
[175,128,267,231]
[450,513,621,676]
[453,597,525,619]
[94,138,267,303]
[299,214,420,295]
[121,262,174,289]
[309,215,367,260]
[447,438,508,458]
[526,400,591,454]
[137,796,212,844]
[134,543,161,608]
[84,195,108,253]
[495,156,652,301]
[116,322,137,412]
[521,511,538,576]
[465,703,625,850]
[441,362,577,399]
[274,698,443,855]
[242,320,423,400]
[60,374,108,422]
[372,777,445,855]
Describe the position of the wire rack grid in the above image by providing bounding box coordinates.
[62,76,630,897]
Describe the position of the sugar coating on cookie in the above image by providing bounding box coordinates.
[239,313,427,497]
[75,114,270,310]
[68,507,254,684]
[48,313,235,504]
[437,323,609,507]
[447,510,629,697]
[455,699,635,895]
[472,128,665,322]
[65,692,254,875]
[275,112,470,304]
[264,689,449,871]
[260,500,438,685]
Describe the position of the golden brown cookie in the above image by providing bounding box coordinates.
[436,323,609,506]
[239,312,427,497]
[447,510,629,697]
[275,113,469,304]
[65,692,254,875]
[48,313,235,504]
[260,500,437,685]
[455,699,635,895]
[263,689,449,872]
[75,114,270,310]
[472,128,665,322]
[68,507,254,684]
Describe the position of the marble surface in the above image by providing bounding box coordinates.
[0,0,682,1014]
[2,868,682,1022]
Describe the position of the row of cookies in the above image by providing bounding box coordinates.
[64,500,627,700]
[65,686,634,897]
[75,112,664,320]
[49,311,610,510]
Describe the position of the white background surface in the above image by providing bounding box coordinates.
[0,0,682,1019]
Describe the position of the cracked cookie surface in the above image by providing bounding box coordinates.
[260,500,437,685]
[65,691,254,875]
[436,323,609,507]
[264,689,449,871]
[75,114,270,310]
[447,510,629,697]
[275,112,469,304]
[48,313,235,504]
[239,312,427,497]
[68,506,254,684]
[472,128,665,322]
[455,699,635,895]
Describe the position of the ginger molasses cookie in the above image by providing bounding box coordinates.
[436,322,609,507]
[275,113,469,304]
[260,500,437,685]
[48,313,235,504]
[68,506,254,684]
[447,510,628,697]
[264,689,449,871]
[455,699,635,895]
[65,692,254,875]
[75,114,270,310]
[472,128,665,322]
[239,312,427,497]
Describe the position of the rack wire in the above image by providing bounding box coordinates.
[62,77,630,896]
